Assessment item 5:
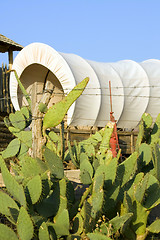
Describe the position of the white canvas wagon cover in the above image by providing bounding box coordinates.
[10,42,160,130]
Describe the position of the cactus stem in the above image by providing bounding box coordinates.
[79,184,93,208]
[9,69,32,111]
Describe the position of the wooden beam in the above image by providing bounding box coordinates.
[8,49,13,70]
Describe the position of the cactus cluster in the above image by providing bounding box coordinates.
[1,71,160,239]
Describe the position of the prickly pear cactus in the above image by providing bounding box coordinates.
[43,77,89,132]
[1,71,160,239]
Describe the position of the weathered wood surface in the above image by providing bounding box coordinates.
[32,81,55,159]
[0,169,81,187]
[0,64,14,114]
[0,113,14,151]
[54,127,138,155]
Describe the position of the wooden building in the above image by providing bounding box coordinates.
[0,34,23,150]
[0,34,23,70]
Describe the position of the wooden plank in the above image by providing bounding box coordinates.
[8,49,13,70]
[5,64,10,114]
[2,63,5,112]
[0,66,3,112]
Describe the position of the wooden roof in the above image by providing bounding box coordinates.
[0,34,23,53]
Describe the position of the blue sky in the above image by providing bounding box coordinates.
[1,0,160,65]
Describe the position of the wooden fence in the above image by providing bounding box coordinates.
[0,64,14,114]
[0,64,14,151]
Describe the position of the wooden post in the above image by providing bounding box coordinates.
[8,49,13,70]
[131,133,134,153]
[60,120,65,161]
[31,82,37,113]
[32,81,54,159]
[2,63,5,112]
[0,64,3,112]
[5,64,10,114]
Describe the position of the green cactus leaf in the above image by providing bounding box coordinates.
[142,113,152,128]
[54,178,67,219]
[20,106,30,119]
[10,162,21,177]
[80,152,89,163]
[0,156,26,207]
[36,195,57,218]
[2,138,20,159]
[4,116,11,128]
[17,207,34,240]
[102,182,120,219]
[44,147,64,179]
[72,212,83,235]
[5,140,18,161]
[20,106,31,126]
[26,175,42,204]
[53,209,70,237]
[39,222,50,240]
[36,158,48,173]
[59,178,67,197]
[99,124,114,155]
[39,102,48,113]
[109,213,133,232]
[9,128,32,148]
[87,232,111,240]
[80,169,92,184]
[81,200,92,232]
[132,200,148,236]
[68,141,79,168]
[40,172,51,199]
[18,142,28,160]
[93,158,100,171]
[143,174,160,209]
[48,131,61,143]
[46,140,57,154]
[93,173,104,193]
[8,126,21,134]
[92,131,102,142]
[12,70,32,110]
[73,140,81,163]
[135,173,149,203]
[91,174,104,218]
[147,219,160,233]
[20,155,44,178]
[91,190,103,219]
[36,183,60,218]
[104,150,113,165]
[31,214,44,228]
[149,113,160,144]
[136,120,144,151]
[117,152,138,187]
[0,224,18,240]
[43,77,89,131]
[48,226,57,240]
[0,191,19,221]
[127,172,144,199]
[16,131,32,148]
[9,111,26,130]
[139,143,152,165]
[82,143,95,158]
[123,192,134,213]
[66,180,75,206]
[43,78,89,132]
[95,157,118,188]
[80,158,93,179]
[151,144,160,182]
